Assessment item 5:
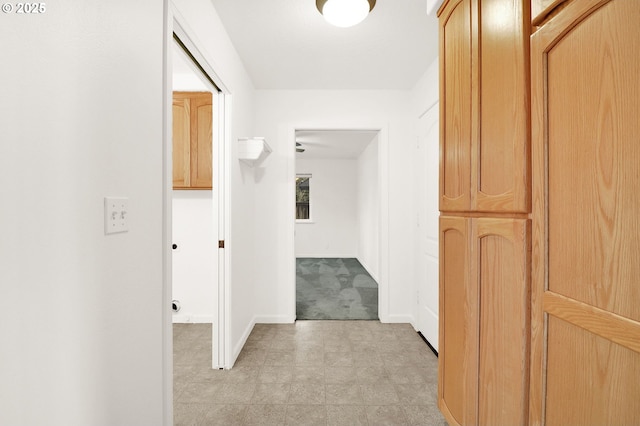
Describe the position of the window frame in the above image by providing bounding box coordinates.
[295,173,312,223]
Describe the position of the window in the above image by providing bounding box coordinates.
[296,174,311,220]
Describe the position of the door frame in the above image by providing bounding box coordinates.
[170,3,232,367]
[286,124,390,322]
[162,6,233,421]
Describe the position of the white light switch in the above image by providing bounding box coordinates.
[104,197,129,235]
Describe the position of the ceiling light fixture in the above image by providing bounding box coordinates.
[316,0,376,28]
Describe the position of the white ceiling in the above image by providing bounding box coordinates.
[209,0,439,90]
[295,130,378,159]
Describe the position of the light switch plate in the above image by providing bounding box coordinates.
[104,197,129,235]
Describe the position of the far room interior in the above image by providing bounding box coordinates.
[294,129,381,321]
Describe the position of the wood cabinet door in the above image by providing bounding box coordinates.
[439,216,477,426]
[530,1,640,424]
[439,216,530,425]
[172,92,212,189]
[439,0,472,212]
[474,217,530,425]
[440,0,530,213]
[172,96,191,188]
[190,93,213,189]
[474,0,530,213]
[531,0,566,25]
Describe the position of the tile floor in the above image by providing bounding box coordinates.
[174,321,446,425]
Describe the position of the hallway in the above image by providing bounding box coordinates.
[174,321,444,425]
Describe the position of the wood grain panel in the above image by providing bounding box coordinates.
[546,0,640,321]
[438,216,476,426]
[476,218,530,425]
[192,98,213,188]
[530,1,640,424]
[531,0,567,26]
[475,0,530,213]
[172,97,190,188]
[440,0,472,212]
[173,91,212,190]
[545,316,640,425]
[544,292,640,354]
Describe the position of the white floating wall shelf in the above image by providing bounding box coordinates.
[238,137,272,166]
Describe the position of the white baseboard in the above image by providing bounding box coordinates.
[172,314,214,324]
[229,315,296,369]
[356,257,379,282]
[231,317,256,368]
[385,314,415,325]
[408,319,419,332]
[420,309,439,352]
[254,315,295,324]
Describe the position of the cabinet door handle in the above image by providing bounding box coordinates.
[172,244,177,250]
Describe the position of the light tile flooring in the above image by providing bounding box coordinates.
[174,321,446,425]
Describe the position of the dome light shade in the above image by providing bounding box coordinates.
[316,0,376,28]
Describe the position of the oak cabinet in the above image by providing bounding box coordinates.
[172,91,212,190]
[530,0,640,424]
[439,0,529,214]
[439,0,472,212]
[439,0,640,424]
[438,0,531,424]
[531,0,566,25]
[439,216,530,426]
[475,218,529,425]
[439,216,476,426]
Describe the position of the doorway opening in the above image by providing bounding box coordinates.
[168,24,230,371]
[293,129,381,320]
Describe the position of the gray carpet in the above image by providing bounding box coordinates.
[296,258,379,320]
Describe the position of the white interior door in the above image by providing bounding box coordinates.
[416,103,439,350]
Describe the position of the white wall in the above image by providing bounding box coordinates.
[172,191,215,322]
[427,0,446,15]
[295,158,358,258]
[0,1,166,424]
[357,135,380,280]
[171,0,258,365]
[253,90,417,323]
